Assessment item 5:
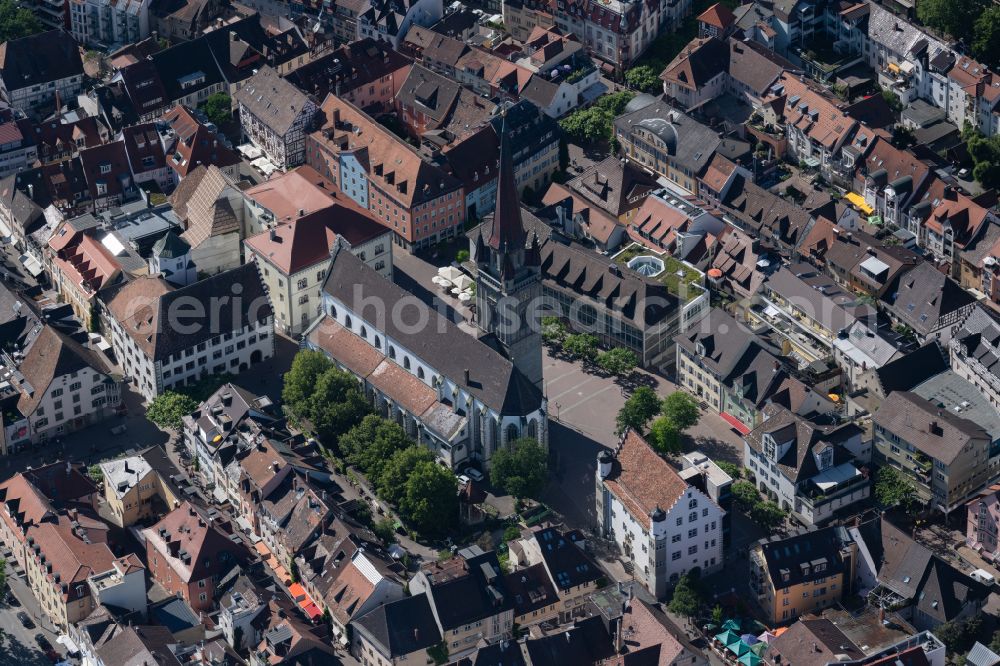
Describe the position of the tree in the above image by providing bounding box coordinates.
[559,91,635,144]
[751,501,787,531]
[916,0,983,41]
[596,347,638,376]
[0,558,6,597]
[202,92,232,127]
[711,604,723,625]
[378,445,435,504]
[668,572,702,618]
[340,414,411,480]
[880,88,902,113]
[373,518,397,546]
[731,480,760,512]
[648,416,682,454]
[490,437,548,499]
[456,250,470,263]
[973,8,1000,68]
[400,461,458,536]
[427,642,449,665]
[625,64,663,93]
[661,391,699,431]
[146,391,198,429]
[541,316,568,345]
[283,350,334,418]
[87,465,104,484]
[0,0,42,42]
[563,333,599,361]
[615,386,661,435]
[310,367,370,447]
[288,557,300,583]
[874,466,917,509]
[716,460,741,480]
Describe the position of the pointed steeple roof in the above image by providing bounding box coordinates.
[488,107,527,253]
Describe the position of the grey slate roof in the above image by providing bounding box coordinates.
[674,307,755,378]
[152,230,190,259]
[321,241,543,415]
[952,304,1000,384]
[614,97,720,176]
[353,594,441,659]
[0,29,83,92]
[107,262,272,360]
[235,66,314,136]
[539,240,678,329]
[886,262,976,337]
[875,342,948,395]
[757,525,852,590]
[873,391,988,465]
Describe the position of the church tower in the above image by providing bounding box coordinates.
[474,110,544,390]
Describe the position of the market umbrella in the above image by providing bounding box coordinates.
[438,266,463,282]
[458,292,472,302]
[727,640,750,657]
[750,642,768,656]
[739,652,762,666]
[741,634,760,645]
[757,631,777,644]
[714,630,740,647]
[722,619,741,632]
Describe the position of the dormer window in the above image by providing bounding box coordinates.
[99,162,111,175]
[695,341,706,357]
[763,433,776,460]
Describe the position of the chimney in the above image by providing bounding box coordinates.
[298,208,305,217]
[464,368,470,384]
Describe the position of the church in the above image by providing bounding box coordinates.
[304,112,547,470]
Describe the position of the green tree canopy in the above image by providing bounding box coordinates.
[731,479,760,511]
[559,91,635,144]
[917,0,984,41]
[310,367,370,447]
[541,316,568,345]
[715,460,741,480]
[0,0,42,42]
[668,571,702,617]
[146,391,198,429]
[201,92,232,127]
[624,64,663,93]
[661,391,700,431]
[648,416,681,454]
[490,437,548,499]
[973,7,1000,68]
[378,445,436,504]
[750,500,787,531]
[283,350,334,418]
[596,347,638,376]
[340,414,412,481]
[400,461,458,536]
[563,333,599,361]
[615,386,661,435]
[874,466,917,509]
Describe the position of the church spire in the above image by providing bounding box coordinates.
[488,107,527,253]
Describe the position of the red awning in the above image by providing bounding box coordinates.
[720,412,751,436]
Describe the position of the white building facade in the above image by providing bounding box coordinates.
[596,431,724,598]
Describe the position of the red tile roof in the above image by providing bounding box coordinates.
[697,2,736,29]
[245,201,387,275]
[48,225,123,294]
[603,430,689,529]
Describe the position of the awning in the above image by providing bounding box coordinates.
[19,253,44,277]
[845,192,874,215]
[720,412,751,436]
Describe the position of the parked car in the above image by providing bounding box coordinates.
[110,424,127,435]
[5,591,20,606]
[17,611,34,628]
[466,468,484,482]
[34,634,51,652]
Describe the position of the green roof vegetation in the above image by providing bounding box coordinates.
[612,244,704,301]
